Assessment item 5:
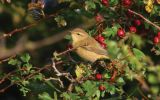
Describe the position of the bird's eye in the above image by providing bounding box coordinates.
[77,33,81,35]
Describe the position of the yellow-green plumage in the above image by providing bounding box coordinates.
[71,28,109,62]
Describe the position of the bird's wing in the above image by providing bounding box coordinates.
[81,37,108,56]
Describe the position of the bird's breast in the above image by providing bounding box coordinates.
[75,47,107,62]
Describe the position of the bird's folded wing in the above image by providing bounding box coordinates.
[81,39,108,56]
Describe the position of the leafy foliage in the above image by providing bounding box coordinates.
[0,0,160,100]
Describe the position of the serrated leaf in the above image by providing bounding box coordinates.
[20,53,30,63]
[8,59,19,66]
[82,80,97,97]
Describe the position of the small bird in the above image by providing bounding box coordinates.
[70,28,109,62]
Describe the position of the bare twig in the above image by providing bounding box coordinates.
[128,9,160,31]
[0,23,36,40]
[44,77,64,88]
[0,61,63,93]
[51,59,74,82]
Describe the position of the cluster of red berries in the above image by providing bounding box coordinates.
[153,32,160,44]
[101,0,132,7]
[95,34,107,48]
[117,26,137,38]
[96,73,106,91]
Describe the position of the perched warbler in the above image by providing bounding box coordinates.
[70,28,109,62]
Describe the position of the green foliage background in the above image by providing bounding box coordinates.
[0,0,160,99]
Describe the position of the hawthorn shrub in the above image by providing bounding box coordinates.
[0,0,160,100]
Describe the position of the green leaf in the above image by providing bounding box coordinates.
[10,76,21,83]
[104,73,111,79]
[54,92,58,100]
[64,34,72,40]
[148,74,158,84]
[85,1,96,11]
[82,80,97,97]
[8,59,20,66]
[61,92,80,100]
[75,86,83,94]
[38,92,53,100]
[109,0,119,6]
[133,48,145,60]
[61,92,70,99]
[116,77,125,85]
[54,16,67,27]
[23,63,32,72]
[104,83,116,95]
[102,24,121,37]
[33,73,44,81]
[20,53,30,63]
[21,80,29,86]
[130,34,143,48]
[19,86,30,96]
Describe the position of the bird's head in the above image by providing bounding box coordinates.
[70,28,89,43]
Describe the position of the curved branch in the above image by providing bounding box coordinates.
[128,9,160,31]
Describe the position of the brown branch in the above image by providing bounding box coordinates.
[0,17,96,61]
[0,11,59,40]
[128,9,160,31]
[0,23,36,40]
[0,61,63,93]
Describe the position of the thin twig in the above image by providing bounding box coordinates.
[0,11,59,40]
[0,54,16,64]
[0,61,63,93]
[44,77,64,88]
[51,59,74,82]
[57,47,77,56]
[128,9,160,31]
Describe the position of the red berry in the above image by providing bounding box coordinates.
[95,13,104,23]
[129,26,137,33]
[153,36,159,44]
[122,0,132,7]
[95,34,105,44]
[96,73,102,80]
[117,28,125,38]
[99,85,106,91]
[134,19,141,26]
[101,0,109,7]
[100,43,107,48]
[157,32,160,39]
